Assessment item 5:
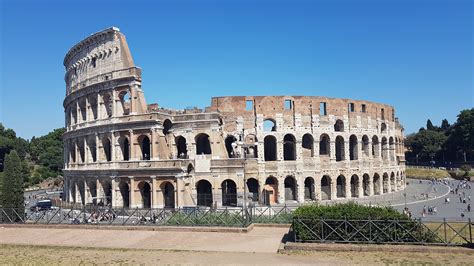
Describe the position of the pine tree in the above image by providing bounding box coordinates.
[441,119,450,131]
[1,150,24,209]
[426,119,435,131]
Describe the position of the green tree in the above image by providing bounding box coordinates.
[426,119,435,131]
[449,109,474,161]
[410,130,447,160]
[0,151,24,208]
[441,119,450,131]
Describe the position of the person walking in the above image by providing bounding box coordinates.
[468,204,471,212]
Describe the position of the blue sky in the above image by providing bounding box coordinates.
[0,0,472,139]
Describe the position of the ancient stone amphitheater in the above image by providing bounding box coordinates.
[63,27,406,209]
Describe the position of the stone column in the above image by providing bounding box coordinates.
[330,177,337,200]
[151,176,158,208]
[278,176,285,203]
[357,177,363,198]
[75,181,80,203]
[97,93,102,120]
[151,128,159,160]
[345,177,351,198]
[84,179,92,204]
[84,138,89,163]
[95,133,100,162]
[129,130,135,160]
[76,101,81,123]
[369,177,374,196]
[129,176,135,208]
[111,89,117,118]
[344,140,350,161]
[297,176,305,203]
[315,177,322,201]
[330,141,336,161]
[111,131,116,162]
[111,177,119,208]
[96,179,104,203]
[295,140,302,161]
[85,97,89,122]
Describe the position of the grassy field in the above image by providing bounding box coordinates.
[1,244,473,265]
[406,168,450,180]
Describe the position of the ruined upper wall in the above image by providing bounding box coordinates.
[210,96,397,122]
[63,27,137,95]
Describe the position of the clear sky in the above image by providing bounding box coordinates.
[0,0,472,140]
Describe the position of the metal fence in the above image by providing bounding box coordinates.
[0,205,296,227]
[292,217,474,247]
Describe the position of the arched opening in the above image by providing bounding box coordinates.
[120,137,130,161]
[79,100,87,122]
[87,180,97,205]
[263,119,276,132]
[118,90,131,115]
[373,174,381,195]
[372,136,380,158]
[381,123,387,133]
[225,135,238,158]
[78,142,85,163]
[383,173,389,193]
[119,182,130,208]
[221,179,237,207]
[138,135,151,160]
[71,107,78,124]
[304,177,315,200]
[302,134,314,158]
[87,138,97,162]
[195,133,211,155]
[335,136,345,161]
[389,137,395,161]
[263,177,278,205]
[362,174,370,196]
[163,119,172,135]
[336,175,346,198]
[284,176,297,201]
[362,135,369,157]
[246,178,259,202]
[390,172,396,192]
[138,181,151,208]
[319,134,330,156]
[334,119,344,132]
[78,181,85,205]
[103,93,113,118]
[161,182,175,208]
[321,175,331,200]
[196,180,213,207]
[264,135,277,161]
[350,175,359,198]
[102,181,112,206]
[176,136,188,159]
[381,137,388,160]
[349,135,358,160]
[69,142,76,163]
[187,163,194,174]
[102,138,112,162]
[89,96,98,120]
[244,134,258,158]
[283,134,296,160]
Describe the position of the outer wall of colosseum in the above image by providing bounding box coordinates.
[62,27,406,209]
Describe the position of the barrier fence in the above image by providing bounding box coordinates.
[292,217,473,247]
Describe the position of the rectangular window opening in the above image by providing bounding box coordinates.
[320,102,327,116]
[284,99,292,110]
[381,108,385,120]
[349,103,355,112]
[245,100,253,111]
[361,104,366,113]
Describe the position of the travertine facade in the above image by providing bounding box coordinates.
[63,27,406,208]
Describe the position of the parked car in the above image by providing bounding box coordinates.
[30,200,53,211]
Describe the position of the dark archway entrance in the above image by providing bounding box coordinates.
[284,176,296,201]
[336,175,346,198]
[139,182,151,208]
[304,177,315,200]
[246,178,259,202]
[119,182,130,208]
[283,134,296,160]
[222,179,237,206]
[264,136,277,161]
[197,180,213,207]
[162,182,175,208]
[321,175,331,200]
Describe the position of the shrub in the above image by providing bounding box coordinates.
[293,202,438,243]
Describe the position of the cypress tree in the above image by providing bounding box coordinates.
[1,150,24,209]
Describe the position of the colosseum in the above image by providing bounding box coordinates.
[62,27,406,209]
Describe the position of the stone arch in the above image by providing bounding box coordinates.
[195,133,211,155]
[163,119,172,135]
[350,175,359,198]
[373,173,381,195]
[161,182,175,208]
[87,137,97,162]
[225,135,238,158]
[349,135,358,160]
[176,136,188,159]
[321,175,331,200]
[372,136,380,158]
[102,93,113,118]
[382,173,389,193]
[87,179,97,205]
[102,137,112,162]
[336,175,346,198]
[264,135,277,161]
[381,123,387,133]
[196,180,213,207]
[137,135,151,160]
[138,181,151,208]
[334,119,344,132]
[284,176,297,201]
[302,134,314,158]
[119,181,130,208]
[263,119,276,132]
[304,177,315,200]
[389,137,395,161]
[118,136,130,161]
[118,90,131,115]
[362,174,370,196]
[362,135,369,157]
[69,141,76,163]
[101,181,112,206]
[246,178,259,202]
[263,176,278,205]
[335,136,345,161]
[221,179,237,207]
[319,134,330,156]
[381,137,388,160]
[88,95,98,120]
[390,172,396,192]
[283,134,296,160]
[77,140,85,163]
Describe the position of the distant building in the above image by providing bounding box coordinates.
[62,27,406,208]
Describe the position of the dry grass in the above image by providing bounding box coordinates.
[406,168,450,180]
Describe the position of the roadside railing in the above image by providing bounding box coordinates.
[292,217,473,247]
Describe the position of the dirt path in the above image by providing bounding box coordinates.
[0,226,289,253]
